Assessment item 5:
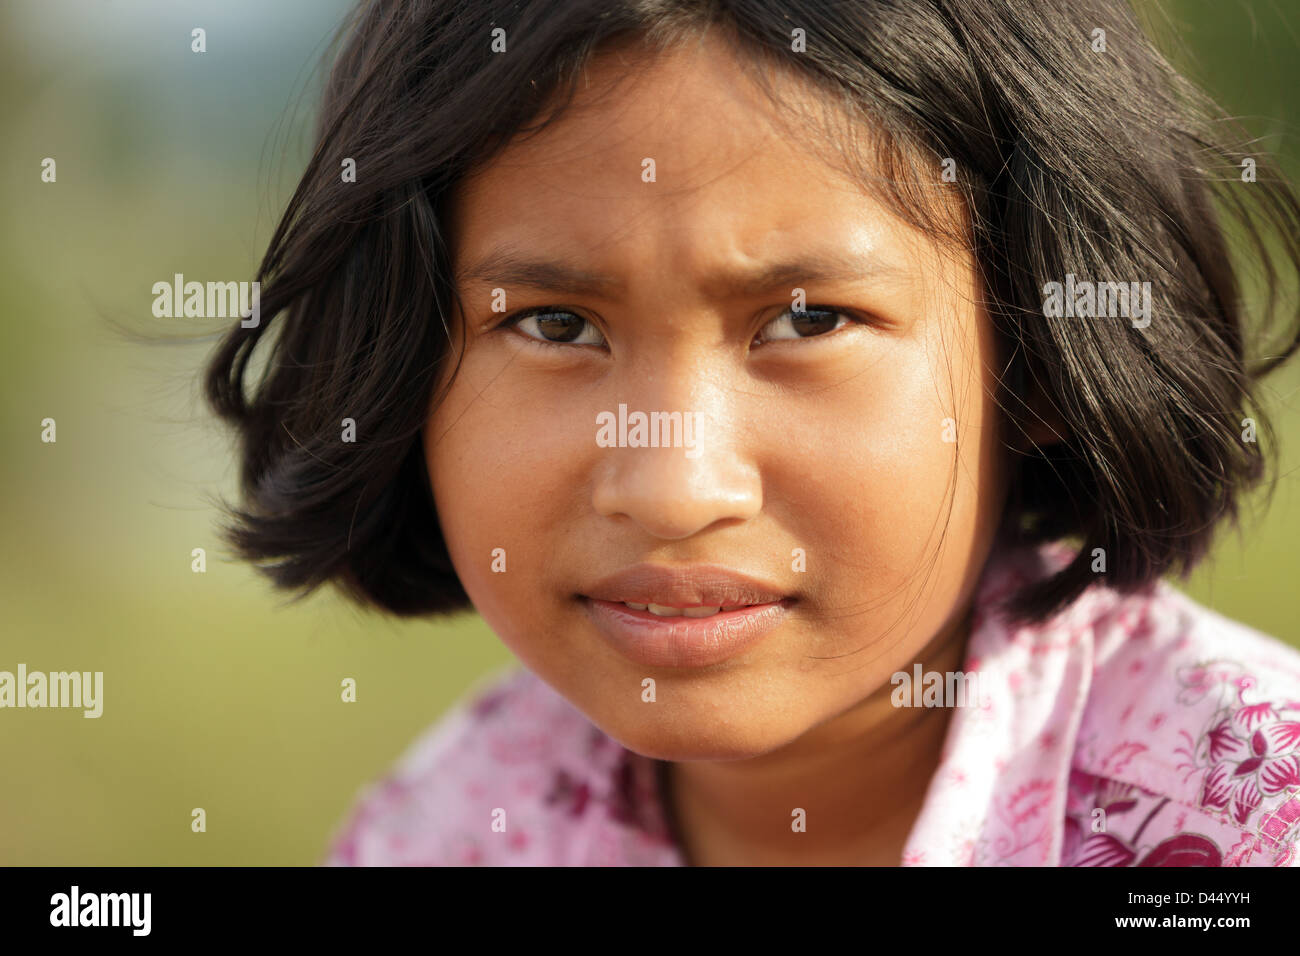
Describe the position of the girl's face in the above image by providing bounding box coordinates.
[424,33,1009,760]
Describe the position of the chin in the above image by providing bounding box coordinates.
[592,707,803,763]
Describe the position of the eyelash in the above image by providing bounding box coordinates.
[496,305,867,350]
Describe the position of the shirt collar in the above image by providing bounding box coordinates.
[901,541,1096,865]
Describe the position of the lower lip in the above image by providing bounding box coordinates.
[582,598,789,668]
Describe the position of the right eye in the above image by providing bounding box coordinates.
[504,309,606,348]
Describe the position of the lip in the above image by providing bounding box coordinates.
[583,563,790,608]
[580,564,793,668]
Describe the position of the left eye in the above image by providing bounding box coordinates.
[754,307,853,344]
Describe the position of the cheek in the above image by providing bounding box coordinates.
[772,317,999,621]
[422,352,590,647]
[788,341,975,543]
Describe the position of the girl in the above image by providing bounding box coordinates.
[205,0,1300,866]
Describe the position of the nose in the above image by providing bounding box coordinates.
[590,390,763,541]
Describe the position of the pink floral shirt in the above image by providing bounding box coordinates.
[324,542,1300,866]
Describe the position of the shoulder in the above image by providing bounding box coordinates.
[321,667,677,866]
[1062,575,1300,866]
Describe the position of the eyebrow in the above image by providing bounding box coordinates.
[455,245,905,300]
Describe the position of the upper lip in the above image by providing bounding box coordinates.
[582,564,791,608]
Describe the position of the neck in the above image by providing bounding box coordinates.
[658,606,973,866]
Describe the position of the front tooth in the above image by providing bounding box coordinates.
[646,603,683,617]
[624,602,648,610]
[682,606,722,618]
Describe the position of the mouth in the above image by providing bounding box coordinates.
[578,564,794,668]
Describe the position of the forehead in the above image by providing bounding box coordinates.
[447,31,945,284]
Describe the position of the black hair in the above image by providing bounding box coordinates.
[204,0,1300,623]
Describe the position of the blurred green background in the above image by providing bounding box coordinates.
[1,0,1297,865]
